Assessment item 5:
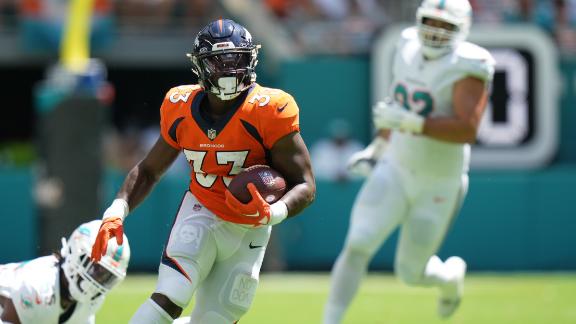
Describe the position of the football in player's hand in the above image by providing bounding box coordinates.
[228,165,286,204]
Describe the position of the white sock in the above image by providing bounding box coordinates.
[323,249,372,324]
[129,299,174,324]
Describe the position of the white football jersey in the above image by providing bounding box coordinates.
[0,255,104,324]
[386,27,495,176]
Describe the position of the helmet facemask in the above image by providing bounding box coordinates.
[418,17,461,58]
[187,19,260,101]
[416,0,471,59]
[189,47,259,101]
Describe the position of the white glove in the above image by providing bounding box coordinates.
[373,99,424,133]
[347,136,388,177]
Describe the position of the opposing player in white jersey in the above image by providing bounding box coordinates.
[0,220,130,324]
[324,0,495,322]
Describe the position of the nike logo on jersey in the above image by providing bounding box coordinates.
[277,103,288,112]
[249,242,263,249]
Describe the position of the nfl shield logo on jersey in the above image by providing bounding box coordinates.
[207,128,217,140]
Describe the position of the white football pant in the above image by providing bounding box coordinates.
[132,191,270,324]
[347,160,467,281]
[324,160,467,324]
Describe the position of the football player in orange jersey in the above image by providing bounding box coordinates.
[90,19,315,323]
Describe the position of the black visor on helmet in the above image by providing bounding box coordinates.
[80,254,121,289]
[188,19,259,100]
[87,263,121,289]
[201,52,251,75]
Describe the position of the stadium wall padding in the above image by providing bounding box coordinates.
[1,168,575,271]
[0,169,36,261]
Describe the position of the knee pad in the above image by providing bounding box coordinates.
[340,245,372,270]
[407,217,441,247]
[345,227,380,257]
[226,269,258,316]
[190,268,258,323]
[156,263,200,308]
[166,221,216,279]
[220,266,259,320]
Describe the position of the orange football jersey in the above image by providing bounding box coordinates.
[159,83,300,224]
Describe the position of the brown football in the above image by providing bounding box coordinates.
[228,165,287,204]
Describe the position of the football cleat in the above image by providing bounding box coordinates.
[438,256,466,319]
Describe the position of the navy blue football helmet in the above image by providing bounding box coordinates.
[187,19,260,100]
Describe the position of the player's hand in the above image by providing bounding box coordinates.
[91,217,124,262]
[373,99,424,134]
[347,136,388,177]
[225,183,272,226]
[347,149,377,177]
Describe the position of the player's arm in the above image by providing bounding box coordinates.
[421,76,489,143]
[0,296,21,324]
[224,131,316,226]
[347,129,390,177]
[91,136,179,261]
[269,131,316,218]
[374,76,489,144]
[115,136,180,210]
[225,93,314,226]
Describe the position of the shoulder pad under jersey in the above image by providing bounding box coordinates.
[453,42,496,82]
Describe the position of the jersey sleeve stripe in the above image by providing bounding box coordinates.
[168,117,185,143]
[240,119,272,163]
[240,119,264,145]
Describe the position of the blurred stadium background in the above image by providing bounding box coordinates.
[1,0,576,323]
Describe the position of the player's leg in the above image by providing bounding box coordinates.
[187,222,271,323]
[324,162,409,324]
[394,174,468,317]
[130,192,218,324]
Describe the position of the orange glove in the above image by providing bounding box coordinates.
[91,217,124,261]
[225,183,271,226]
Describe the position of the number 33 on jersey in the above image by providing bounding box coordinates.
[159,83,299,224]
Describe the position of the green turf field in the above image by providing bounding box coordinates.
[98,273,576,323]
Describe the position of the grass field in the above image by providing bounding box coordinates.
[97,273,576,323]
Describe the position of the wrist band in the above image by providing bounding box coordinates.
[103,198,129,221]
[269,200,288,225]
[402,113,425,134]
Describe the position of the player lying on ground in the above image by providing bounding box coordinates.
[0,220,129,324]
[323,0,495,323]
[91,18,315,324]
